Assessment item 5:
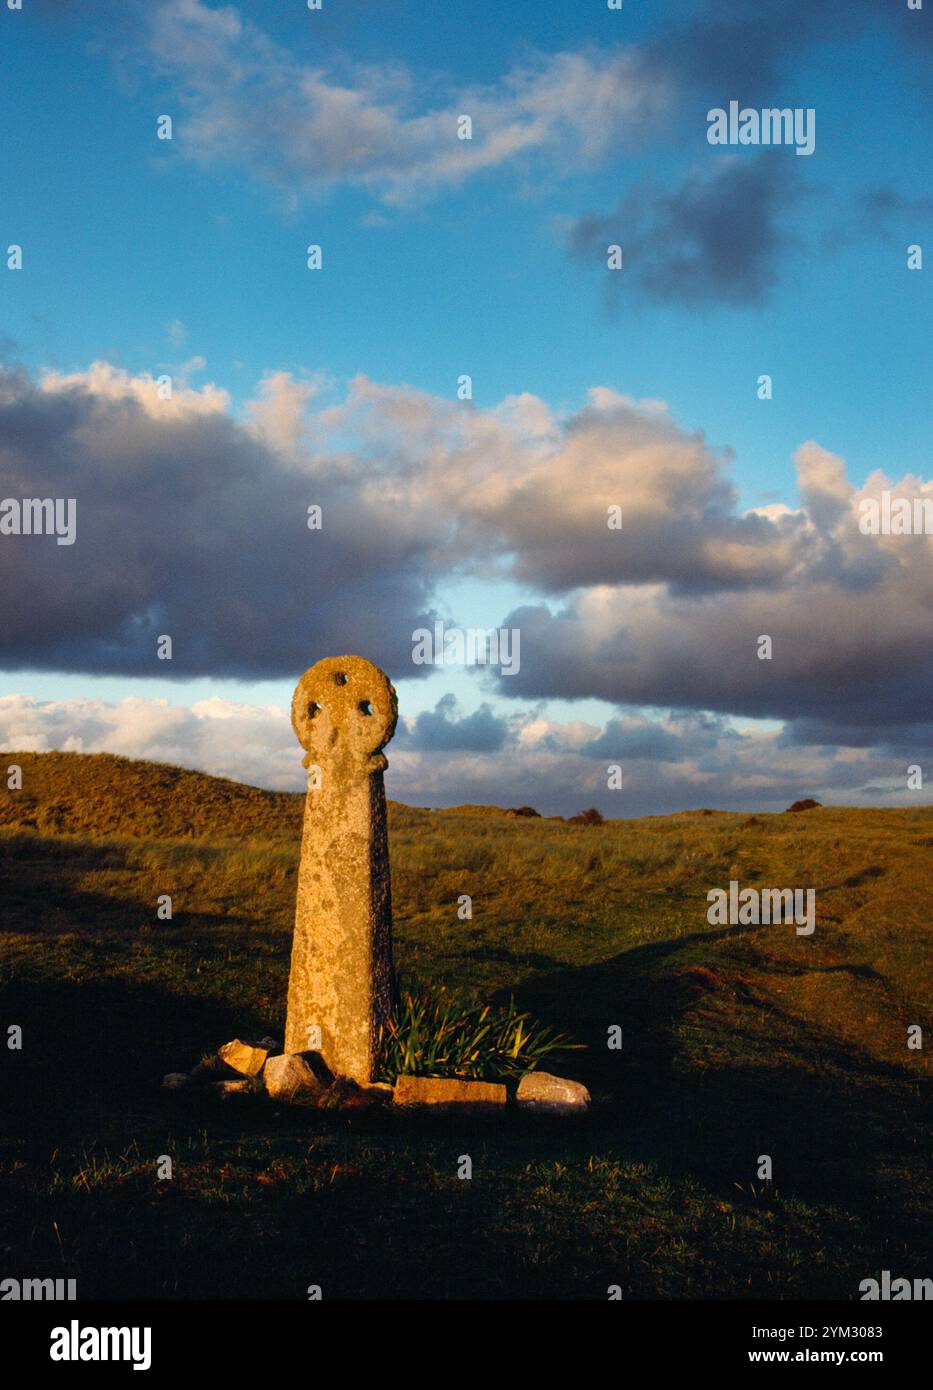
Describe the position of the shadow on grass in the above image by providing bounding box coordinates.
[0,973,277,1142]
[507,936,930,1215]
[0,835,265,936]
[1,923,929,1299]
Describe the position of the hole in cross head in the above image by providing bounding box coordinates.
[334,672,348,685]
[358,700,373,716]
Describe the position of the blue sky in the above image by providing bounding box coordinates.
[0,0,931,814]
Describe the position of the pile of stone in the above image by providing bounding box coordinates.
[163,1043,590,1116]
[162,1037,392,1109]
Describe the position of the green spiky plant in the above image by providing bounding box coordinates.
[375,987,583,1083]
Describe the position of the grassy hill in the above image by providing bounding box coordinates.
[0,751,930,1299]
[0,750,305,840]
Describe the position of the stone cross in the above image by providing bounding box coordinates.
[284,654,398,1083]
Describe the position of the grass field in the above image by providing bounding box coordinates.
[1,751,930,1299]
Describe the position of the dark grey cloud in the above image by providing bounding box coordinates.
[0,366,439,681]
[779,718,933,759]
[581,720,685,763]
[565,0,929,314]
[859,185,933,236]
[642,0,930,104]
[493,566,933,733]
[569,157,805,309]
[581,712,741,763]
[404,694,508,753]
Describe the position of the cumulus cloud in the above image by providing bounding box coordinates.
[314,377,801,595]
[2,359,932,746]
[494,522,933,727]
[0,362,445,679]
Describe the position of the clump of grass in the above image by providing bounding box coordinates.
[195,1052,226,1074]
[375,987,582,1083]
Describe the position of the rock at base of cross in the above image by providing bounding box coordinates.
[516,1071,590,1114]
[393,1075,507,1112]
[217,1039,270,1076]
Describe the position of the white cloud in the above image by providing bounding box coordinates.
[0,693,297,790]
[38,359,229,420]
[141,0,671,204]
[0,692,903,816]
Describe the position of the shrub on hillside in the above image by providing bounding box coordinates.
[375,988,582,1082]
